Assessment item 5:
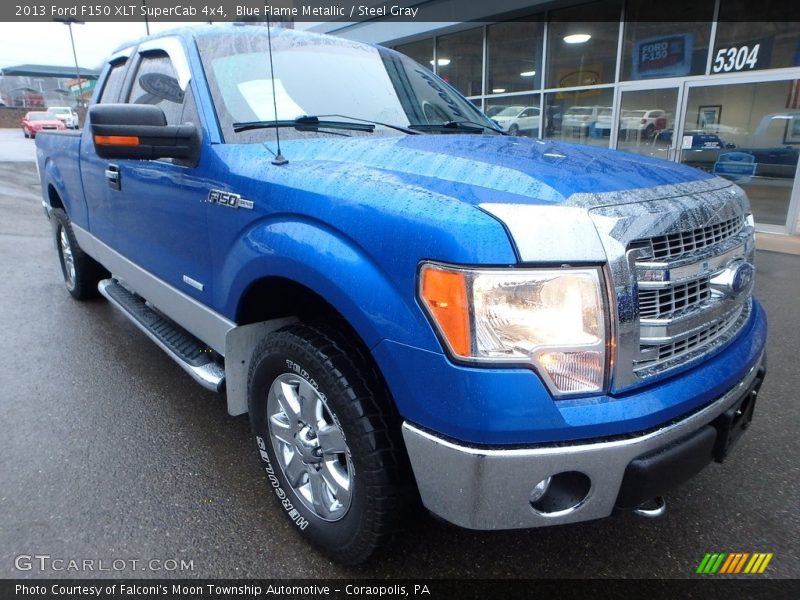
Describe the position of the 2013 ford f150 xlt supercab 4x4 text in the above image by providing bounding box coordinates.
[35,25,767,564]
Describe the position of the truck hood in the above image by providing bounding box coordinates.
[282,133,718,206]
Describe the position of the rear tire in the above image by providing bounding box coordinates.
[247,323,411,565]
[53,208,108,300]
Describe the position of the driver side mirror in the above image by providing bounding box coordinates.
[89,104,200,166]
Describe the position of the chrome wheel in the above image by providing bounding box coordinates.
[267,373,353,521]
[59,226,76,289]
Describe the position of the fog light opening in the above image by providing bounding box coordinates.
[529,476,552,503]
[529,471,591,516]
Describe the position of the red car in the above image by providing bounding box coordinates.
[21,111,65,138]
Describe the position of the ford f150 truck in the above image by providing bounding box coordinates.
[35,25,767,564]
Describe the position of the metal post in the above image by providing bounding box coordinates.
[142,0,151,35]
[55,18,85,107]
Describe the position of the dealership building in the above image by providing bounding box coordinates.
[313,0,800,238]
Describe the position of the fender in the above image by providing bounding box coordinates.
[40,142,89,227]
[217,216,440,354]
[42,158,73,218]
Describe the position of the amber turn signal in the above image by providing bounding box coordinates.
[94,135,140,146]
[420,265,471,357]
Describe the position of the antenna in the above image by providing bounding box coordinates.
[266,15,288,165]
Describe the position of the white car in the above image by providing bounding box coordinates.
[492,105,541,136]
[620,109,668,138]
[48,106,79,129]
[593,107,614,137]
[561,106,612,135]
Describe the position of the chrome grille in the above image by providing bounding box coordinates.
[586,180,754,392]
[647,215,744,261]
[631,216,753,375]
[639,278,711,320]
[636,303,748,371]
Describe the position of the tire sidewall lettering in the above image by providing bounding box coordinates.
[255,435,309,531]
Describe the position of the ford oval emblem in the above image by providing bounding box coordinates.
[730,262,754,295]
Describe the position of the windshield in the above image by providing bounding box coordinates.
[565,108,592,115]
[29,113,57,121]
[494,106,525,117]
[196,29,496,141]
[624,110,647,118]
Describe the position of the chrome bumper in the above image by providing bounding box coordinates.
[401,353,764,530]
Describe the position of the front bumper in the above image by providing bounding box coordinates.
[402,351,765,530]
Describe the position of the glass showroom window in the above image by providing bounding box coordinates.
[714,2,800,74]
[681,80,800,228]
[394,39,433,70]
[543,88,614,147]
[546,0,622,89]
[487,17,544,94]
[486,94,541,137]
[616,89,679,157]
[436,28,483,97]
[621,0,714,81]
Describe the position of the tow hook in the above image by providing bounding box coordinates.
[633,496,666,518]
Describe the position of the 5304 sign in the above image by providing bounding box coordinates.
[712,38,774,73]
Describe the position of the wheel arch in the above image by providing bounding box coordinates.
[224,275,404,422]
[218,219,439,419]
[48,184,65,212]
[235,275,378,377]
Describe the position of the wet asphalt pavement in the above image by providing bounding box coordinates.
[0,130,798,580]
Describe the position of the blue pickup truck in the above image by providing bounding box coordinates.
[36,25,767,564]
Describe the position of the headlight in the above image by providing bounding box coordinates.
[419,262,609,396]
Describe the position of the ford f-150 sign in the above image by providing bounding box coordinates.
[35,25,767,564]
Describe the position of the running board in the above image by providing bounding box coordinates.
[98,279,225,392]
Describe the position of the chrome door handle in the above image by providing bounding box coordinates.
[105,164,120,191]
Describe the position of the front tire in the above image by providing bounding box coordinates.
[53,209,107,300]
[248,323,410,565]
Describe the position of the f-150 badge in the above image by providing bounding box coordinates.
[208,189,253,210]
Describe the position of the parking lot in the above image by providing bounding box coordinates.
[0,128,797,580]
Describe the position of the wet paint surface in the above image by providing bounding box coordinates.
[35,25,765,446]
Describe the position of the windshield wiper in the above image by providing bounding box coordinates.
[312,114,420,135]
[408,120,507,135]
[233,115,376,134]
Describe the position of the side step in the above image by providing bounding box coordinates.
[98,279,225,392]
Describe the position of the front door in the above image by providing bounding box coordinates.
[105,41,213,301]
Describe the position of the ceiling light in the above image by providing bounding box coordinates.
[520,70,536,77]
[492,88,506,93]
[430,58,451,66]
[563,34,591,44]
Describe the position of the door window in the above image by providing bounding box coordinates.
[98,60,127,104]
[616,88,678,157]
[682,80,799,227]
[128,52,198,125]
